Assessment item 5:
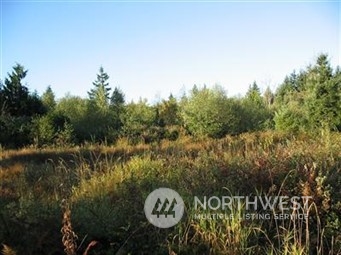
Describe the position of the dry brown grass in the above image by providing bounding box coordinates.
[1,244,16,255]
[61,199,78,255]
[0,163,24,199]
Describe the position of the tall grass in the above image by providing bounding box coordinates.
[1,131,340,254]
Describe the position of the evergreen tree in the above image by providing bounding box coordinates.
[240,82,272,132]
[109,87,126,134]
[246,81,263,106]
[275,70,307,105]
[110,87,125,111]
[157,94,180,126]
[42,85,56,112]
[88,66,111,110]
[307,54,333,85]
[305,54,341,130]
[0,64,46,147]
[2,64,29,116]
[1,64,44,116]
[274,53,340,132]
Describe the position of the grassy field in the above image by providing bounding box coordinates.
[1,131,341,255]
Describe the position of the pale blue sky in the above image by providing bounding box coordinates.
[1,0,340,102]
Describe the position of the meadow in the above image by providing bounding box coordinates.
[1,131,341,255]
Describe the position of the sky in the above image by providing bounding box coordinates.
[1,0,340,103]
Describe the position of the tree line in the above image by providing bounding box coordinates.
[0,53,340,148]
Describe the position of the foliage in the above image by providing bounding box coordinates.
[31,112,73,147]
[305,57,341,130]
[110,87,125,111]
[88,66,111,111]
[274,100,309,132]
[55,95,90,142]
[41,86,56,112]
[108,87,126,140]
[239,82,274,132]
[0,65,46,148]
[263,86,274,107]
[31,115,55,146]
[1,54,340,148]
[121,99,157,143]
[274,53,341,132]
[156,94,180,126]
[0,116,33,148]
[181,85,240,138]
[0,64,45,117]
[246,81,263,106]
